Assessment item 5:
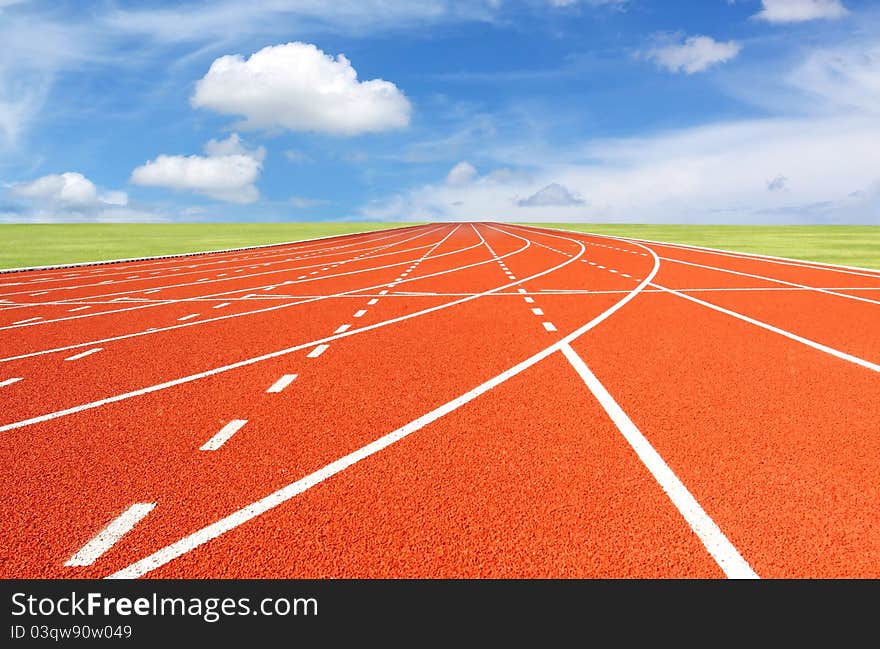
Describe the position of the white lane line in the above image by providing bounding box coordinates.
[307,344,329,358]
[353,309,367,318]
[517,288,527,294]
[609,269,618,274]
[0,227,549,431]
[531,307,544,316]
[654,283,880,373]
[0,377,23,387]
[200,419,248,451]
[30,292,50,296]
[12,316,43,325]
[661,256,880,307]
[108,231,660,579]
[65,503,156,567]
[367,299,379,306]
[177,313,199,321]
[266,374,298,393]
[212,302,231,309]
[542,322,557,332]
[379,290,389,295]
[621,273,632,278]
[334,324,352,334]
[145,289,161,294]
[560,344,758,579]
[524,297,535,304]
[64,347,103,361]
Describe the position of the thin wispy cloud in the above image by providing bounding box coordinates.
[753,0,848,23]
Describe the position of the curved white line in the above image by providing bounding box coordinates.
[0,226,553,430]
[0,228,455,332]
[0,227,495,362]
[107,226,657,579]
[0,223,427,276]
[0,225,444,300]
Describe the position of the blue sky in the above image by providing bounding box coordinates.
[1,0,878,223]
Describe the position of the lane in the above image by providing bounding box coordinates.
[2,221,878,579]
[1,223,650,578]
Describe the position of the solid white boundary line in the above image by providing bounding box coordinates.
[107,226,660,579]
[560,343,758,579]
[652,283,880,373]
[523,224,880,277]
[65,503,156,567]
[660,256,880,307]
[0,223,424,275]
[0,226,494,362]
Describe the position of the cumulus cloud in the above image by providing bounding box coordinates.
[130,133,263,203]
[10,172,127,207]
[517,183,585,207]
[191,42,411,136]
[754,0,848,23]
[646,35,742,74]
[446,161,477,186]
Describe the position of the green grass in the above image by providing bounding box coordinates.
[0,223,421,270]
[526,224,880,271]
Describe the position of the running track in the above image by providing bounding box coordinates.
[1,223,878,579]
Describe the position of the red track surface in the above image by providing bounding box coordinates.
[1,223,878,579]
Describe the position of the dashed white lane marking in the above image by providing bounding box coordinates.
[145,289,161,294]
[542,322,557,332]
[200,419,248,451]
[297,275,307,279]
[621,273,632,278]
[0,377,23,387]
[212,302,231,309]
[524,297,535,303]
[267,374,298,393]
[598,265,606,269]
[517,288,527,294]
[177,313,199,321]
[609,269,618,274]
[12,316,43,325]
[64,347,103,361]
[334,324,352,334]
[353,309,367,318]
[30,292,49,296]
[560,343,758,579]
[367,298,379,306]
[65,503,156,567]
[531,307,544,316]
[379,290,389,295]
[307,344,329,358]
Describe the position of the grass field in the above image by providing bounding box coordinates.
[0,223,418,270]
[530,224,880,270]
[1,222,877,271]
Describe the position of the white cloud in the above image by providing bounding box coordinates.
[754,0,848,23]
[130,133,263,203]
[646,35,742,74]
[10,172,127,207]
[191,42,411,136]
[446,161,478,186]
[203,132,266,161]
[517,183,585,207]
[362,112,880,224]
